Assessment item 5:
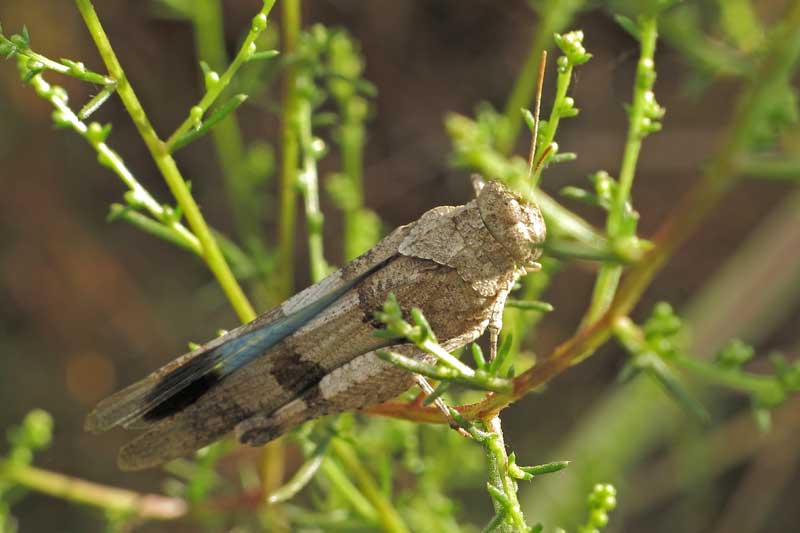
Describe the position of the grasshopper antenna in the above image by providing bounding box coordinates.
[527,50,548,183]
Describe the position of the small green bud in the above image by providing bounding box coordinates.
[189,105,203,127]
[310,137,327,159]
[22,409,54,450]
[715,339,755,368]
[204,70,220,90]
[349,96,368,121]
[0,40,13,57]
[51,109,71,128]
[10,33,28,49]
[589,510,609,528]
[252,13,268,33]
[560,96,579,118]
[87,122,106,143]
[637,59,656,89]
[67,60,86,74]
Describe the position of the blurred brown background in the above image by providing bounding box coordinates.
[1,1,799,531]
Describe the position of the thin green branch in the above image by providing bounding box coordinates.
[0,461,186,520]
[75,0,256,323]
[377,350,512,394]
[267,442,328,504]
[108,204,201,254]
[170,93,248,152]
[318,458,379,523]
[0,26,113,85]
[672,354,786,400]
[481,417,528,532]
[297,99,329,283]
[498,0,586,154]
[78,82,118,119]
[330,438,410,533]
[165,0,277,149]
[585,16,661,324]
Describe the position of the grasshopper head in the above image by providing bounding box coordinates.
[476,179,546,265]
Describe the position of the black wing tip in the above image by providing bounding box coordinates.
[142,371,223,422]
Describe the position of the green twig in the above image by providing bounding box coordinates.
[267,442,328,504]
[481,417,528,532]
[672,354,786,401]
[170,93,248,152]
[330,439,409,533]
[165,0,277,149]
[0,462,186,520]
[377,350,513,393]
[318,458,379,523]
[78,82,118,119]
[297,98,329,283]
[584,16,661,324]
[498,0,586,154]
[0,26,113,85]
[108,204,200,253]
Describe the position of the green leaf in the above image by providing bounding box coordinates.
[646,358,709,422]
[614,15,640,41]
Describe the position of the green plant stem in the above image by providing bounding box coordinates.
[75,0,256,324]
[498,0,585,154]
[170,94,248,152]
[584,16,657,325]
[671,354,785,400]
[267,446,327,504]
[277,0,301,298]
[0,461,186,520]
[165,0,276,148]
[319,459,379,523]
[109,204,200,253]
[377,350,512,393]
[339,110,367,261]
[13,46,113,85]
[482,417,528,532]
[529,57,574,187]
[297,99,329,283]
[330,438,409,533]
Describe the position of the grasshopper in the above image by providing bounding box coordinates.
[86,178,545,470]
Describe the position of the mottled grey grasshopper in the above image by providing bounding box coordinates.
[86,179,545,470]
